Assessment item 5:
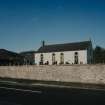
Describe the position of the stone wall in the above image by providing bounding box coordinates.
[0,65,105,84]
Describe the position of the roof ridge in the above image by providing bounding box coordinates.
[44,40,91,47]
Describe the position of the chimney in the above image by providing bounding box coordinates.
[42,40,45,47]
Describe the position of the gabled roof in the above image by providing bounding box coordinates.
[37,41,92,53]
[20,50,36,54]
[20,51,36,58]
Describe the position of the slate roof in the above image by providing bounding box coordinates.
[20,51,36,55]
[37,41,91,53]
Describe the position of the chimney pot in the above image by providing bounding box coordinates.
[42,41,45,47]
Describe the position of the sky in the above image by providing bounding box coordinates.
[0,0,105,52]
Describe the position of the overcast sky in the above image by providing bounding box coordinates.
[0,0,105,52]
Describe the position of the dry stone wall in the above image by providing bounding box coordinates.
[0,65,105,84]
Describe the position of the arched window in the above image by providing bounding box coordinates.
[60,53,64,64]
[40,54,43,65]
[75,52,78,55]
[52,53,56,65]
[74,52,78,64]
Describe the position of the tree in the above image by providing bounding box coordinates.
[93,46,105,64]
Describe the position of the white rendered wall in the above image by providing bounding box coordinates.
[35,50,87,65]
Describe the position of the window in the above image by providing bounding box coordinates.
[75,52,78,55]
[52,53,56,65]
[60,53,64,64]
[74,52,78,64]
[40,54,43,65]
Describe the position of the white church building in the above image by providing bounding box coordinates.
[35,40,93,65]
